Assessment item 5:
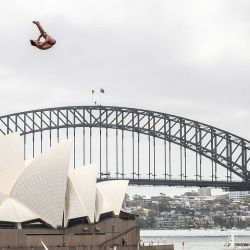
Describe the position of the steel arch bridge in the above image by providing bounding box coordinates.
[0,105,249,190]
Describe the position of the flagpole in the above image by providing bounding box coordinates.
[100,89,105,106]
[92,90,95,105]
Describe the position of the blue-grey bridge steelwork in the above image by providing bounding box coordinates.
[0,105,249,191]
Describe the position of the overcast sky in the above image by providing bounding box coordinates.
[1,0,250,137]
[1,0,250,196]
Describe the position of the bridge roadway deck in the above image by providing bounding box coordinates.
[98,178,250,191]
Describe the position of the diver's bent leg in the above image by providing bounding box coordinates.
[33,21,46,36]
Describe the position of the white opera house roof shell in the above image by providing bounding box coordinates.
[0,133,128,229]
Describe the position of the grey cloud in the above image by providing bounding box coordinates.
[0,0,250,140]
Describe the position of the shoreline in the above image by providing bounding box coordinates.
[140,229,250,237]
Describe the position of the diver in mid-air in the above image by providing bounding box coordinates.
[30,21,56,50]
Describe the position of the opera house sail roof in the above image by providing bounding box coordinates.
[0,133,129,229]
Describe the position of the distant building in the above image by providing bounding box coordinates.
[198,187,211,197]
[155,214,185,229]
[229,191,249,202]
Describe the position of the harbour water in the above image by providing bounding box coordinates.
[140,230,250,250]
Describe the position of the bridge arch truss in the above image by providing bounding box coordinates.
[0,106,249,190]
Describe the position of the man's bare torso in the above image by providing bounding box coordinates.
[31,21,56,50]
[35,34,56,50]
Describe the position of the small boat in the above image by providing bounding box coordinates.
[224,234,250,250]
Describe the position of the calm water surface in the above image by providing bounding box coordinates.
[140,230,250,250]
